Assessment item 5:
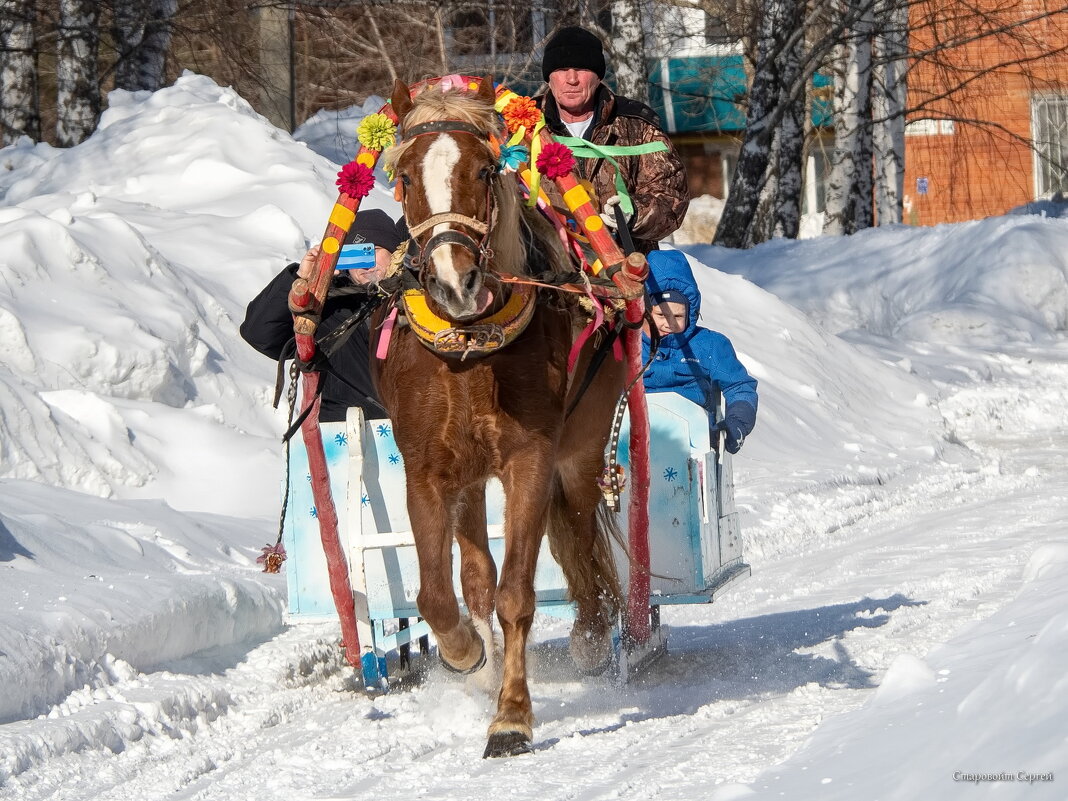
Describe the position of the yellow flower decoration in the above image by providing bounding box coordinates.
[357,113,397,151]
[502,96,541,134]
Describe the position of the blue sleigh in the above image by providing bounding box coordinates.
[283,392,750,687]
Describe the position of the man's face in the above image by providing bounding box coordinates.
[649,301,688,335]
[548,68,601,119]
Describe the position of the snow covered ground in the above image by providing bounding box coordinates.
[1,75,1065,800]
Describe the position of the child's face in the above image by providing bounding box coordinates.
[649,301,688,335]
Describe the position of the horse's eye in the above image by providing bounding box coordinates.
[400,174,412,186]
[479,165,496,181]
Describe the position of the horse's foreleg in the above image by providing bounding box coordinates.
[453,484,499,688]
[484,457,552,758]
[408,478,484,674]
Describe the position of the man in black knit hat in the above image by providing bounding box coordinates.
[240,208,403,422]
[537,25,689,255]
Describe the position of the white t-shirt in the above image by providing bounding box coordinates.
[563,118,592,139]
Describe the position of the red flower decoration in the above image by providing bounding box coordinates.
[336,161,375,199]
[257,542,287,574]
[535,141,576,180]
[501,96,541,133]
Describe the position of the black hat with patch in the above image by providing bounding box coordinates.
[344,208,404,252]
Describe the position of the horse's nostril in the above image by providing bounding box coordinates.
[464,271,479,293]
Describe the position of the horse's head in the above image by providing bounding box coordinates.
[386,77,508,322]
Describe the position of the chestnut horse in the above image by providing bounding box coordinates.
[371,78,625,757]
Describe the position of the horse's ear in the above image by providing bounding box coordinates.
[477,75,496,104]
[391,79,414,122]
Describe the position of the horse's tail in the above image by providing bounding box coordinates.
[545,474,624,617]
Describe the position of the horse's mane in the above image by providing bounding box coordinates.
[382,89,501,180]
[383,87,572,280]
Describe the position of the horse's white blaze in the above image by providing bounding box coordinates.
[420,136,464,290]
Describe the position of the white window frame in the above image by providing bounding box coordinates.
[1031,94,1068,199]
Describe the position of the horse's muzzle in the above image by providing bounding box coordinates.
[426,266,493,322]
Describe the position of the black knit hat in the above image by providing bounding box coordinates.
[344,208,403,252]
[541,26,606,81]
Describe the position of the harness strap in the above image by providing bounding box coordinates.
[613,203,638,256]
[565,324,620,419]
[403,119,488,140]
[421,229,483,261]
[407,212,489,238]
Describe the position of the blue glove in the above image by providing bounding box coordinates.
[715,402,756,454]
[715,418,746,454]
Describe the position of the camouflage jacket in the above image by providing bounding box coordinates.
[537,85,690,254]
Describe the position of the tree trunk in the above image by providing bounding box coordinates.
[112,0,176,93]
[0,0,40,143]
[823,3,875,236]
[713,0,783,248]
[773,7,806,239]
[872,0,908,225]
[253,4,292,131]
[609,0,648,104]
[56,0,100,146]
[750,139,778,244]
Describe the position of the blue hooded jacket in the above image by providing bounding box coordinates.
[642,251,758,447]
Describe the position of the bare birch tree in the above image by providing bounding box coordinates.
[608,0,650,103]
[0,0,40,143]
[55,0,100,146]
[823,1,875,236]
[111,0,177,92]
[714,0,830,248]
[871,0,907,224]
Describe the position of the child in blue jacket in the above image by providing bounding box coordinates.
[643,251,758,454]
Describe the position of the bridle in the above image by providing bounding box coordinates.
[398,119,500,278]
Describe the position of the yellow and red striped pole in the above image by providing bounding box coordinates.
[287,103,397,673]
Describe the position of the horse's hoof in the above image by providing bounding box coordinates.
[438,638,487,675]
[575,654,612,677]
[569,628,612,676]
[482,730,533,758]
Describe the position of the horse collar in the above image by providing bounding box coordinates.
[400,282,537,360]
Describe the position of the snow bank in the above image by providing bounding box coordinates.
[683,216,1068,347]
[0,479,285,724]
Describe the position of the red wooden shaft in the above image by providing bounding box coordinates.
[623,301,651,645]
[299,373,362,669]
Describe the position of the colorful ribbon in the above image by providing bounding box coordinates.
[549,136,669,216]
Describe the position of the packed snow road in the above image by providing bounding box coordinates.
[4,360,1067,801]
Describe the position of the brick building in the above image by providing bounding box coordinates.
[903,2,1068,225]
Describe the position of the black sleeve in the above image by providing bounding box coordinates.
[239,263,300,360]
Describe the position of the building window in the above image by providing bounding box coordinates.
[1032,94,1068,198]
[449,2,535,58]
[704,1,737,46]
